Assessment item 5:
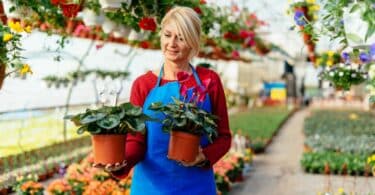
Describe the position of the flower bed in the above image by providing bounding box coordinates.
[302,110,375,176]
[229,107,292,153]
[10,138,253,195]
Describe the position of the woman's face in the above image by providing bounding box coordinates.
[161,22,191,64]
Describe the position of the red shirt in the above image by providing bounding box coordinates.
[113,66,232,178]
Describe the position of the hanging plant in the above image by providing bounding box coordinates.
[59,0,83,18]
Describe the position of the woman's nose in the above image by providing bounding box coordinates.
[169,36,178,46]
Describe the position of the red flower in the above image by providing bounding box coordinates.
[139,17,157,32]
[239,30,255,39]
[199,0,206,4]
[60,2,81,18]
[140,41,150,49]
[193,7,202,15]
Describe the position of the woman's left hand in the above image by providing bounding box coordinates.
[180,147,206,167]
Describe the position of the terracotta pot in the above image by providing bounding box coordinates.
[0,3,8,24]
[308,53,316,63]
[255,44,270,56]
[307,43,315,52]
[0,65,5,90]
[168,131,200,163]
[303,33,312,44]
[92,134,127,165]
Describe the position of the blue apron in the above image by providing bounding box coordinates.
[130,65,216,195]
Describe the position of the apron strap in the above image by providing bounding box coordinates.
[156,64,202,87]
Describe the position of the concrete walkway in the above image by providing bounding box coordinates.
[231,109,375,195]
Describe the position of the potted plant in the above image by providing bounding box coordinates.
[66,102,150,165]
[149,72,219,163]
[13,174,44,195]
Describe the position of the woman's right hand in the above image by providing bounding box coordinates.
[92,160,128,172]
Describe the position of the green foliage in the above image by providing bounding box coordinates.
[66,103,150,135]
[0,24,24,70]
[301,152,368,175]
[149,97,219,143]
[304,110,375,154]
[229,107,290,152]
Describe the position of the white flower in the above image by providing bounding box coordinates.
[329,71,335,77]
[351,73,357,78]
[368,65,375,78]
[338,72,344,77]
[228,15,236,23]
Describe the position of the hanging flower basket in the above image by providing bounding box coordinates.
[99,0,132,10]
[102,17,116,33]
[59,0,82,18]
[343,4,375,47]
[82,8,105,27]
[0,65,5,90]
[168,131,200,163]
[2,0,34,19]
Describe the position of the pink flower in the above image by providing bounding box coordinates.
[180,84,188,98]
[231,50,240,59]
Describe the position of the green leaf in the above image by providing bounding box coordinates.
[346,33,363,43]
[364,24,375,41]
[149,102,164,111]
[96,114,121,130]
[76,126,87,134]
[81,113,107,124]
[185,111,197,121]
[349,4,360,13]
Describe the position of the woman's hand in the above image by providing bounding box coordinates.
[92,160,127,172]
[180,147,207,167]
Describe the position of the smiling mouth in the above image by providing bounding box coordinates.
[167,50,179,54]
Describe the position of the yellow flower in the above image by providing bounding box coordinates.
[19,64,33,75]
[3,33,13,42]
[326,60,333,66]
[306,0,315,3]
[372,155,375,161]
[313,14,318,21]
[311,5,320,11]
[327,50,334,57]
[349,113,358,120]
[24,25,32,33]
[337,187,345,194]
[8,20,23,33]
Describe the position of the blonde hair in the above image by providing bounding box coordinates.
[161,6,202,60]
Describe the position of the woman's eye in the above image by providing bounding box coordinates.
[178,37,184,41]
[164,34,171,37]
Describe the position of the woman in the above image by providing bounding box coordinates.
[105,6,231,194]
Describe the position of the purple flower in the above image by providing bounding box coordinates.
[370,43,375,60]
[340,20,344,26]
[359,52,370,63]
[294,11,306,26]
[342,52,350,64]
